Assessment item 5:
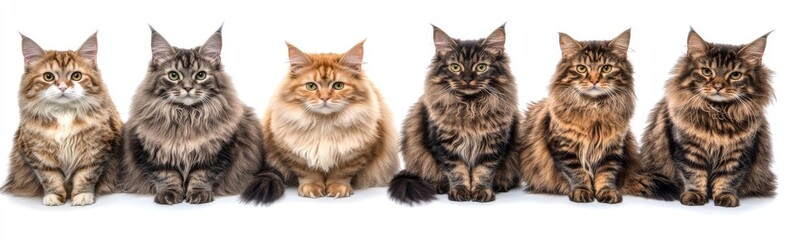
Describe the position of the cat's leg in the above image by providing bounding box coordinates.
[471,154,500,202]
[709,142,752,207]
[592,150,624,204]
[440,159,472,202]
[325,159,367,198]
[549,138,593,203]
[184,169,220,204]
[23,153,67,206]
[291,164,326,198]
[152,167,184,205]
[676,142,710,206]
[69,159,107,206]
[433,178,449,194]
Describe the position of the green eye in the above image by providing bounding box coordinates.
[576,65,587,73]
[332,82,345,90]
[475,64,488,72]
[195,71,207,80]
[305,82,318,91]
[43,72,55,81]
[701,68,712,76]
[601,65,612,73]
[730,71,742,80]
[449,63,462,72]
[71,72,82,81]
[168,71,180,81]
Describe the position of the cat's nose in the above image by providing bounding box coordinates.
[320,97,330,102]
[184,87,193,92]
[57,82,68,92]
[714,83,724,91]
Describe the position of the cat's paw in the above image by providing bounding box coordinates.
[326,182,353,198]
[434,180,449,195]
[595,187,622,204]
[569,188,594,203]
[680,190,708,206]
[154,189,184,205]
[471,187,495,203]
[186,189,214,204]
[298,183,326,198]
[71,193,96,206]
[713,192,740,208]
[447,185,472,202]
[42,193,65,206]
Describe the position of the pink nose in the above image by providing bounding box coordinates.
[58,83,68,92]
[320,97,330,102]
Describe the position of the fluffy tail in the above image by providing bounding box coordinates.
[241,166,286,206]
[623,171,680,201]
[388,171,437,206]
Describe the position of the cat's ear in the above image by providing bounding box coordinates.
[608,29,630,58]
[199,26,223,64]
[687,28,708,59]
[286,42,311,72]
[482,24,506,54]
[20,33,46,66]
[77,32,98,66]
[150,25,175,65]
[738,31,770,66]
[558,32,582,59]
[340,40,364,71]
[432,25,456,55]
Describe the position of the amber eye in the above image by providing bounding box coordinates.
[332,82,345,90]
[43,72,55,81]
[701,68,713,76]
[730,71,742,80]
[576,65,587,73]
[449,63,462,72]
[475,64,489,73]
[305,82,318,91]
[71,72,82,81]
[601,65,612,73]
[168,71,180,81]
[195,71,207,80]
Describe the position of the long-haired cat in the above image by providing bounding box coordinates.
[2,33,122,206]
[520,29,679,203]
[122,26,284,205]
[641,29,774,207]
[388,25,521,205]
[242,41,398,203]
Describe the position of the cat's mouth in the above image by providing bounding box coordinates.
[175,95,202,105]
[578,85,609,97]
[705,92,734,102]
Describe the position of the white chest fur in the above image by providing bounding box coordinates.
[52,111,81,172]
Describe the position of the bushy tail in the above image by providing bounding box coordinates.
[388,171,437,206]
[623,171,680,201]
[241,166,286,206]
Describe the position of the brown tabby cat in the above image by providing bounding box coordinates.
[520,29,678,204]
[242,41,398,203]
[2,33,122,206]
[641,29,775,207]
[388,25,521,205]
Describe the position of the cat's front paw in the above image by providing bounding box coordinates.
[42,193,65,206]
[71,193,96,206]
[186,189,214,204]
[471,187,495,203]
[434,180,449,194]
[680,190,708,206]
[448,186,471,202]
[595,187,622,204]
[298,183,326,198]
[569,188,594,203]
[155,189,184,205]
[326,182,353,198]
[713,192,739,208]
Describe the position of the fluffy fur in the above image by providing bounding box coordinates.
[2,33,122,206]
[389,25,521,205]
[641,29,775,207]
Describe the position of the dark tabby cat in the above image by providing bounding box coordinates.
[520,29,678,204]
[641,29,774,207]
[388,25,521,205]
[121,26,284,205]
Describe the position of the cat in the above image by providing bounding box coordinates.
[2,33,122,206]
[122,26,284,205]
[388,25,521,205]
[640,29,775,207]
[242,40,398,202]
[519,29,679,203]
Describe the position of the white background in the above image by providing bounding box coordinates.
[1,0,786,239]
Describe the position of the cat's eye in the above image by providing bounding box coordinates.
[730,71,743,80]
[449,63,462,72]
[332,82,345,90]
[167,71,180,81]
[701,68,713,76]
[475,64,489,73]
[42,72,55,82]
[305,82,318,91]
[195,71,207,80]
[70,72,82,81]
[576,65,587,73]
[601,65,612,73]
